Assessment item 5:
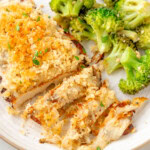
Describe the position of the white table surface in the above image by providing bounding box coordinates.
[0,139,150,150]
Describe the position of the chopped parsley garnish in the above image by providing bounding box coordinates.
[37,16,40,22]
[64,28,69,33]
[74,56,79,60]
[81,65,86,69]
[102,36,109,43]
[100,101,105,107]
[33,58,40,66]
[48,16,51,18]
[6,8,10,12]
[97,146,101,150]
[39,51,42,54]
[83,48,86,54]
[33,50,40,65]
[8,43,11,50]
[16,25,20,31]
[45,48,48,53]
[22,12,28,17]
[34,51,39,57]
[38,38,41,41]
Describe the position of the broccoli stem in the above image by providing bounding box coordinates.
[121,48,142,72]
[124,66,135,81]
[82,32,96,41]
[95,28,112,54]
[120,30,139,42]
[71,0,84,17]
[126,15,143,29]
[104,42,126,74]
[59,1,71,17]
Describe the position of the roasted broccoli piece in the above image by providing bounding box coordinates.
[136,25,150,50]
[115,0,150,29]
[69,17,96,41]
[104,0,118,7]
[50,0,95,17]
[53,14,70,29]
[104,36,130,74]
[119,48,150,94]
[85,7,122,54]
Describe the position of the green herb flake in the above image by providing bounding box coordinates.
[64,28,69,33]
[20,81,22,84]
[97,146,101,150]
[22,12,28,17]
[33,58,40,66]
[16,25,20,31]
[6,8,10,12]
[8,43,11,50]
[74,56,79,60]
[102,36,109,43]
[39,51,42,54]
[45,48,48,53]
[37,16,40,22]
[48,16,51,18]
[100,101,105,107]
[38,38,41,41]
[81,65,86,69]
[83,48,86,54]
[34,51,39,57]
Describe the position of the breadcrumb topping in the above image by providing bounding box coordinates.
[0,2,86,100]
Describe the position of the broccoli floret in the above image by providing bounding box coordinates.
[85,7,122,54]
[119,47,150,94]
[104,36,130,74]
[119,76,144,95]
[137,25,150,50]
[115,0,150,29]
[50,0,95,17]
[53,14,70,29]
[69,18,96,41]
[104,0,118,7]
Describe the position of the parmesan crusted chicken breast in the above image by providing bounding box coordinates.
[78,97,147,150]
[61,82,117,150]
[23,66,101,123]
[0,0,87,107]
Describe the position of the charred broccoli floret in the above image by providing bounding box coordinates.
[115,0,150,29]
[136,25,150,50]
[119,48,150,94]
[50,0,95,17]
[85,7,122,54]
[69,17,96,41]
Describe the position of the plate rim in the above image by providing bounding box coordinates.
[0,134,24,150]
[0,0,150,149]
[1,132,150,150]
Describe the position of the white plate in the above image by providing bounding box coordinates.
[0,0,150,150]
